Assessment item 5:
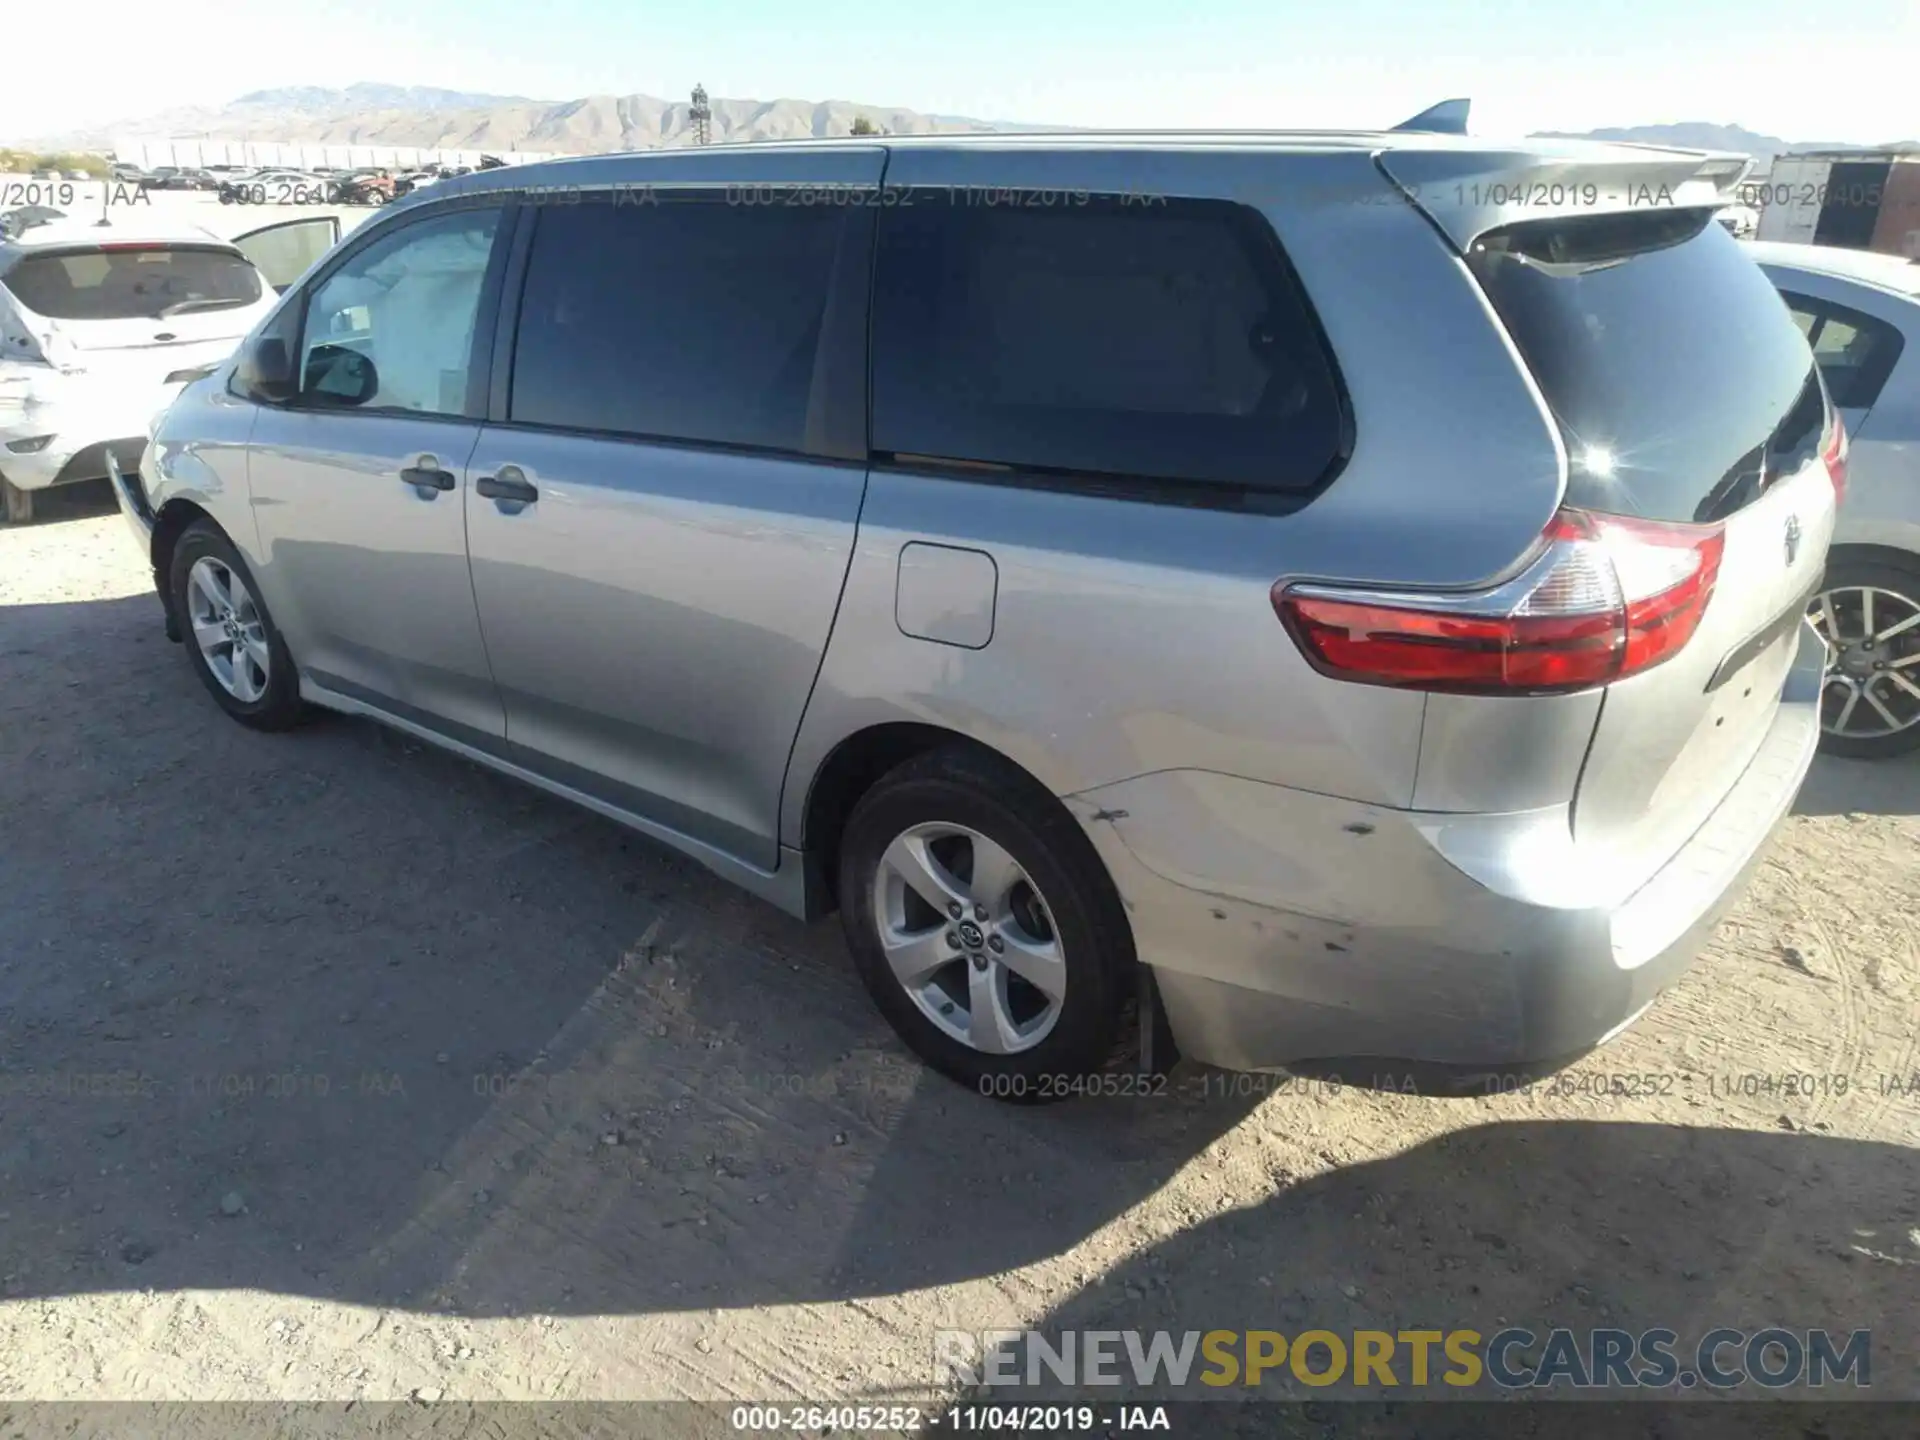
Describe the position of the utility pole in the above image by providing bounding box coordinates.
[689,84,712,146]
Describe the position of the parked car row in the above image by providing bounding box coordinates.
[97,157,517,206]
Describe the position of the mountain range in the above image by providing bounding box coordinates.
[16,86,1917,163]
[21,84,1006,153]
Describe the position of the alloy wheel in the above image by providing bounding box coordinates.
[871,822,1067,1055]
[1810,585,1920,740]
[185,556,271,703]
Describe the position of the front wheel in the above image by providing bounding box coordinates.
[837,747,1133,1101]
[1809,552,1920,759]
[168,522,306,731]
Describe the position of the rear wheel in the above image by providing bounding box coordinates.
[1809,552,1920,759]
[836,746,1132,1101]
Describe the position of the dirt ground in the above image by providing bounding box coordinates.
[1,485,1915,1415]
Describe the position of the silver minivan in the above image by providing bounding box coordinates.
[111,132,1836,1099]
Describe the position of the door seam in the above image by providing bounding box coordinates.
[454,424,510,740]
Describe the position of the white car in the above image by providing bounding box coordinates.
[1,214,340,523]
[1747,240,1920,757]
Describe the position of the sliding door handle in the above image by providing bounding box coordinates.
[475,468,538,506]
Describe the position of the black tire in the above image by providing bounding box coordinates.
[1814,551,1920,760]
[837,745,1134,1102]
[167,521,306,731]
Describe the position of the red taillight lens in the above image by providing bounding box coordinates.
[1821,413,1848,507]
[1275,508,1725,695]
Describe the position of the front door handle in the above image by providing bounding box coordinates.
[475,468,538,506]
[400,463,455,493]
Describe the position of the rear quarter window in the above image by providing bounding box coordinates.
[2,245,262,321]
[869,195,1348,502]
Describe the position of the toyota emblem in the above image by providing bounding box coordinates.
[1784,514,1801,566]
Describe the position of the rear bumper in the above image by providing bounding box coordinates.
[1,435,141,492]
[1067,621,1825,1074]
[1,386,153,492]
[0,365,187,492]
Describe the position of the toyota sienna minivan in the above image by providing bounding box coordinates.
[109,130,1837,1099]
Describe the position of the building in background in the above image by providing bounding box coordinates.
[1756,150,1920,258]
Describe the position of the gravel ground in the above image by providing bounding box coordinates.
[0,488,1915,1414]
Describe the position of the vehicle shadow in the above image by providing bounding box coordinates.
[3,585,1913,1416]
[1793,750,1920,817]
[0,592,1256,1320]
[1008,1121,1919,1411]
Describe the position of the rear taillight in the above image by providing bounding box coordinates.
[1275,508,1726,695]
[1821,413,1848,507]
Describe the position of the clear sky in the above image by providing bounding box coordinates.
[7,0,1916,143]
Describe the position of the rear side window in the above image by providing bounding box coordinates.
[2,245,261,320]
[1467,212,1821,524]
[870,196,1346,497]
[1777,290,1905,411]
[509,195,858,456]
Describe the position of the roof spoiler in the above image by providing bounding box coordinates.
[1689,151,1756,194]
[1377,145,1759,251]
[1391,99,1470,136]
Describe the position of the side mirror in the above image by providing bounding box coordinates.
[235,334,295,403]
[303,343,380,407]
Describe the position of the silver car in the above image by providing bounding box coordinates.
[109,133,1835,1098]
[1747,240,1920,758]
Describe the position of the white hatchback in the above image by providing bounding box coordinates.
[1747,240,1920,757]
[0,213,339,523]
